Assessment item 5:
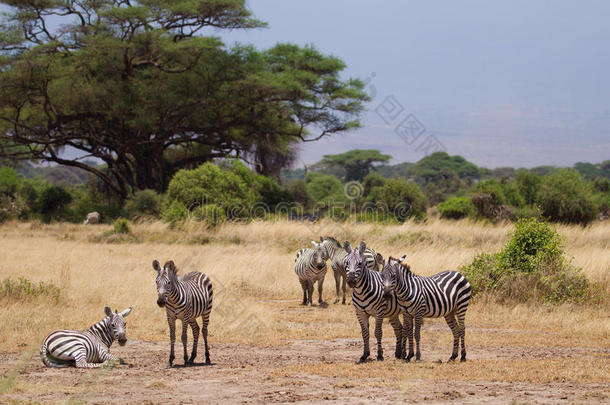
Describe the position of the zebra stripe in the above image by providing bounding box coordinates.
[383,256,471,362]
[343,241,403,363]
[322,236,382,304]
[294,239,329,306]
[153,259,213,367]
[40,307,132,368]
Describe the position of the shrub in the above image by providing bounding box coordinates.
[113,218,131,234]
[0,166,18,196]
[306,173,346,204]
[124,189,163,219]
[0,277,61,303]
[38,185,72,222]
[515,170,541,205]
[536,169,597,224]
[368,178,427,222]
[470,179,505,219]
[438,196,475,219]
[461,218,594,304]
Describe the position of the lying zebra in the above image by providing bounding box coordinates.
[153,259,213,367]
[381,255,471,362]
[344,241,403,363]
[294,239,329,306]
[41,306,133,368]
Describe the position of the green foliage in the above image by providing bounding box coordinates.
[536,169,597,224]
[0,277,60,303]
[287,179,312,208]
[515,170,541,205]
[368,178,427,222]
[124,190,163,219]
[470,179,506,219]
[305,173,347,204]
[0,166,18,196]
[438,196,475,219]
[318,149,390,181]
[113,218,131,234]
[38,186,72,222]
[461,218,594,304]
[409,152,480,184]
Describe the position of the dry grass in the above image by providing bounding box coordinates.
[0,218,609,389]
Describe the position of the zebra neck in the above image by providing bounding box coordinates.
[167,279,186,305]
[352,267,371,292]
[87,317,114,348]
[396,266,416,302]
[324,242,346,262]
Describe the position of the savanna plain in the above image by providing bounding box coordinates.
[0,219,608,404]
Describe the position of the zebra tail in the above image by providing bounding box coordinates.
[40,342,69,368]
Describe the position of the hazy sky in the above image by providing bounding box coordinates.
[221,0,610,168]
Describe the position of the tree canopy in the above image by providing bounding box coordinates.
[0,0,368,198]
[316,149,390,182]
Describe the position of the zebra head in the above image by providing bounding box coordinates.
[343,241,367,287]
[104,306,132,346]
[153,259,177,307]
[311,238,329,270]
[383,255,408,296]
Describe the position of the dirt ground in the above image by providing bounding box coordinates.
[1,326,608,404]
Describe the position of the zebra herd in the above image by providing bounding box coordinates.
[40,260,213,368]
[294,237,472,363]
[39,236,470,369]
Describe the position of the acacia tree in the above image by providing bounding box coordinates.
[0,1,368,198]
[318,149,390,182]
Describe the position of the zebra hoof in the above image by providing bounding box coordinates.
[376,355,384,361]
[460,357,466,363]
[357,355,369,364]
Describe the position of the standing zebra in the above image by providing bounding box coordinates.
[40,306,133,368]
[322,236,383,304]
[294,239,329,306]
[381,255,471,362]
[344,241,403,363]
[153,259,213,367]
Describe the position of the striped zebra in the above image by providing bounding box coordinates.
[381,255,471,362]
[40,306,133,368]
[294,239,329,306]
[153,259,213,367]
[322,236,383,304]
[343,241,403,363]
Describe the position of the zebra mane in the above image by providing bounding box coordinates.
[389,256,411,273]
[323,236,341,247]
[163,260,178,275]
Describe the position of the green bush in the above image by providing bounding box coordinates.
[0,277,61,303]
[515,170,541,205]
[113,218,131,234]
[470,179,506,219]
[0,166,19,196]
[306,173,346,204]
[461,218,594,304]
[124,189,163,219]
[368,178,427,222]
[438,196,475,219]
[38,185,72,222]
[536,169,597,224]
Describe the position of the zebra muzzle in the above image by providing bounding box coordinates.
[156,297,166,307]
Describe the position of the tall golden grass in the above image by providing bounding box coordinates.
[0,218,608,356]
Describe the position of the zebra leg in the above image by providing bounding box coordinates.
[414,314,423,362]
[74,350,102,369]
[341,274,347,305]
[404,313,414,362]
[444,313,460,362]
[389,315,403,359]
[202,312,211,365]
[181,320,189,366]
[167,316,176,367]
[188,320,200,364]
[457,311,467,362]
[299,279,308,305]
[317,276,325,305]
[356,312,370,363]
[374,314,384,361]
[307,279,314,306]
[333,267,341,304]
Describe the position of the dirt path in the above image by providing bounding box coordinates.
[1,337,608,404]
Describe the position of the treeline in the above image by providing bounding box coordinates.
[1,151,608,226]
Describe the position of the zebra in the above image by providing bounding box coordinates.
[153,259,213,367]
[321,236,383,304]
[343,241,403,363]
[294,239,329,306]
[381,255,471,363]
[40,306,133,368]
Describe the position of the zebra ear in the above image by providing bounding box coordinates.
[152,260,160,272]
[166,260,175,272]
[358,241,366,253]
[319,236,323,243]
[343,241,352,253]
[120,307,133,317]
[398,255,407,263]
[311,240,318,248]
[104,307,113,317]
